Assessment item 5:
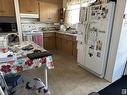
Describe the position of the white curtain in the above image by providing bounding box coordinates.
[65,0,80,25]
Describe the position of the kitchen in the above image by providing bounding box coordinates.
[0,0,127,95]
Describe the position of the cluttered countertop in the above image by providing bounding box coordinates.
[42,24,78,37]
[43,30,77,37]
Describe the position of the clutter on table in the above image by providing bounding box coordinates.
[0,42,54,74]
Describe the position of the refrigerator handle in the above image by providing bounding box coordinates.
[85,23,90,45]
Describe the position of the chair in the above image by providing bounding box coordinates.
[6,33,19,47]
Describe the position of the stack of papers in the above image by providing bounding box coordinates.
[0,51,17,63]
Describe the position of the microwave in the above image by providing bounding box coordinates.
[0,23,17,33]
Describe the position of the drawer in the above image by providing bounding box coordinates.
[56,33,76,41]
[43,32,55,37]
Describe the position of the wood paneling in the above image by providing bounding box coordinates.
[56,37,62,50]
[43,32,56,50]
[43,32,77,59]
[0,0,15,16]
[19,0,39,14]
[56,33,77,59]
[72,41,77,59]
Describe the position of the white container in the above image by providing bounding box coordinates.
[0,36,7,48]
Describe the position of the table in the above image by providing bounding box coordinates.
[0,41,54,88]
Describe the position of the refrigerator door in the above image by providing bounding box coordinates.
[79,7,88,23]
[77,7,89,66]
[76,23,86,42]
[77,7,89,42]
[84,2,115,76]
[77,41,86,66]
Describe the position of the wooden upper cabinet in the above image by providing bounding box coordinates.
[0,0,15,16]
[39,0,62,22]
[19,0,39,14]
[39,2,50,22]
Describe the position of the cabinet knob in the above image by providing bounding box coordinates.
[28,10,35,13]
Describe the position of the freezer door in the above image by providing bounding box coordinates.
[79,7,89,23]
[84,2,115,76]
[76,23,87,42]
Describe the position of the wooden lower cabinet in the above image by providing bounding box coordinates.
[55,33,77,59]
[72,41,77,59]
[56,37,62,50]
[61,39,73,55]
[43,32,77,59]
[43,32,56,50]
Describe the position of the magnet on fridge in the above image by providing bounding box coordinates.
[88,47,94,57]
[89,53,93,57]
[89,45,94,49]
[96,40,102,50]
[97,52,101,57]
[99,31,105,33]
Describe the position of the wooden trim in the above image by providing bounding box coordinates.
[14,0,22,43]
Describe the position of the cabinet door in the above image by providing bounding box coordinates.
[62,39,73,55]
[19,0,38,14]
[49,3,59,22]
[56,37,62,50]
[0,0,3,16]
[39,2,50,22]
[43,37,49,50]
[44,37,56,50]
[39,1,59,22]
[72,41,77,59]
[0,0,15,16]
[43,32,56,50]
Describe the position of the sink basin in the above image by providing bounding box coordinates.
[65,30,77,34]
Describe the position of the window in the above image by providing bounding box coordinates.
[65,4,80,25]
[81,0,96,7]
[65,0,97,25]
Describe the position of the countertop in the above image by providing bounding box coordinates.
[43,31,77,37]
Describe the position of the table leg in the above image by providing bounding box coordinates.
[45,66,48,88]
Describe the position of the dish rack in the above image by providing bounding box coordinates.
[23,31,43,47]
[0,36,8,48]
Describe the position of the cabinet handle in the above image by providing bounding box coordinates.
[27,10,35,13]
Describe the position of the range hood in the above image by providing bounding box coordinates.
[20,13,39,18]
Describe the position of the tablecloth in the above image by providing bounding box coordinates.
[0,42,54,74]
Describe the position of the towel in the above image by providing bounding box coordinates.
[32,35,43,47]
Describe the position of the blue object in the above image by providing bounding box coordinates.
[4,75,24,88]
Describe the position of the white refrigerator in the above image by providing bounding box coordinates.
[77,2,116,78]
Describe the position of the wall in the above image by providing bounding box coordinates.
[105,0,126,82]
